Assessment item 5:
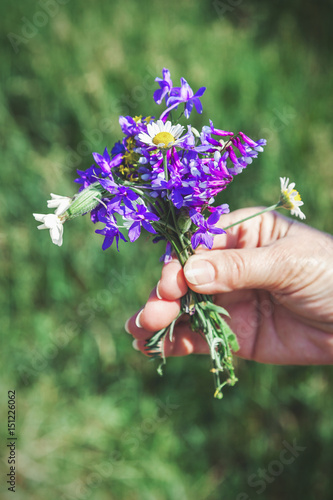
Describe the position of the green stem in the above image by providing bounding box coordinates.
[163,153,169,184]
[161,152,190,265]
[223,204,279,230]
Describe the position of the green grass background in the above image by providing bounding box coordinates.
[1,0,333,499]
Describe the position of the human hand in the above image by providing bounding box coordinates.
[125,208,333,365]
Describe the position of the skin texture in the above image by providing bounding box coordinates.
[125,208,333,365]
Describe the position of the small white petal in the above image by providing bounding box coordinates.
[164,121,171,132]
[138,132,153,143]
[33,212,64,246]
[33,213,46,223]
[47,194,72,215]
[55,201,71,216]
[214,151,221,162]
[156,120,164,131]
[50,224,63,246]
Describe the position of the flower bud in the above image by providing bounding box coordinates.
[62,182,108,221]
[177,212,192,233]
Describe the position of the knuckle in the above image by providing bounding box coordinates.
[220,252,246,290]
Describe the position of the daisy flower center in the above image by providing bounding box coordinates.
[293,190,302,202]
[152,131,175,148]
[281,188,302,209]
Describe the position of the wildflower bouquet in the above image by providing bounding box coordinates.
[34,69,305,398]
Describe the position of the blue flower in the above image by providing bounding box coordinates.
[169,183,193,209]
[75,165,100,190]
[98,178,139,212]
[95,216,127,251]
[167,78,206,119]
[111,141,125,155]
[154,68,173,105]
[119,116,139,135]
[122,204,159,242]
[190,209,226,249]
[92,147,122,175]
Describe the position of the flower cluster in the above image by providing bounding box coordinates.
[69,68,267,255]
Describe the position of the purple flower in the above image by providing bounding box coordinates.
[209,121,234,137]
[239,132,267,152]
[190,209,226,249]
[165,78,206,119]
[99,178,139,212]
[119,116,139,135]
[207,203,230,216]
[122,204,159,242]
[75,165,100,190]
[92,147,121,175]
[154,68,173,105]
[169,184,193,209]
[90,202,107,223]
[95,216,127,251]
[111,141,125,155]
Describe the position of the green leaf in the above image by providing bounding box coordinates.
[200,302,230,318]
[227,333,240,352]
[157,359,166,376]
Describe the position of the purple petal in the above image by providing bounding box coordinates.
[154,88,164,105]
[142,220,157,234]
[102,236,113,251]
[194,86,206,98]
[92,152,111,174]
[99,178,117,193]
[207,211,220,226]
[144,212,160,221]
[190,209,205,227]
[184,101,194,119]
[171,190,184,209]
[122,196,136,211]
[126,189,139,201]
[128,221,141,242]
[201,232,214,249]
[191,232,202,249]
[210,227,226,235]
[103,147,111,163]
[193,98,203,115]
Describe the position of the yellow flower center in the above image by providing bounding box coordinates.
[153,131,175,148]
[280,189,302,209]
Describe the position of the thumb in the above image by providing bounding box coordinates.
[183,246,284,294]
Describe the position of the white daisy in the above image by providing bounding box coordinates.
[47,193,72,215]
[138,120,185,149]
[33,213,64,246]
[279,177,306,220]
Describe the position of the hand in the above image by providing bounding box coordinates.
[125,208,333,365]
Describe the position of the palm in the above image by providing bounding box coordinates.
[214,289,332,364]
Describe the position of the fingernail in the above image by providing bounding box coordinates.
[132,339,140,351]
[135,310,143,328]
[184,259,216,285]
[124,318,131,334]
[156,281,162,300]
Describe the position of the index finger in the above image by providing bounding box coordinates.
[156,258,188,301]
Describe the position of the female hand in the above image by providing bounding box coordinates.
[125,208,333,365]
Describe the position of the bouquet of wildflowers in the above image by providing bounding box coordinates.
[34,69,305,398]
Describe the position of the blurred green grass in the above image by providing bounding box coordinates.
[1,0,333,499]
